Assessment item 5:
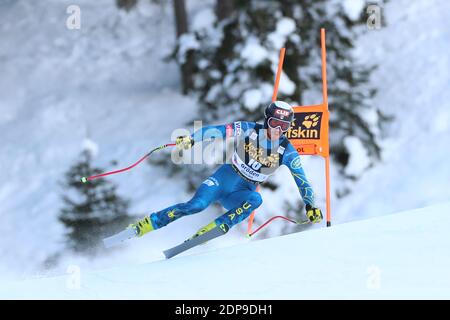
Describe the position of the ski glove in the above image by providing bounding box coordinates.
[176,135,194,150]
[306,204,323,223]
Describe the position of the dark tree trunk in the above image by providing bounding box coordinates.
[116,0,137,11]
[216,0,235,21]
[173,0,189,37]
[173,0,193,94]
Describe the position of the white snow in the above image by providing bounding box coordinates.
[1,203,449,299]
[268,17,297,50]
[242,89,263,111]
[192,7,216,32]
[241,37,269,67]
[343,136,371,177]
[358,107,380,135]
[82,138,99,158]
[342,0,365,21]
[260,82,275,101]
[275,17,296,37]
[278,71,296,95]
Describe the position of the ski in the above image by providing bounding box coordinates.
[103,223,229,258]
[163,224,229,259]
[103,227,137,248]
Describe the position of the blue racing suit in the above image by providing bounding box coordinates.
[149,121,315,230]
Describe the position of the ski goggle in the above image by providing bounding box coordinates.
[267,117,291,132]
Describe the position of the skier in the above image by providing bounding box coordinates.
[129,101,323,239]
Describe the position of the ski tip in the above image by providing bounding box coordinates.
[102,227,137,248]
[81,177,88,184]
[163,248,177,259]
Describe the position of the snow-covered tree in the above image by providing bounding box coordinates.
[59,147,132,254]
[173,0,389,177]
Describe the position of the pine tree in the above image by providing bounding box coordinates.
[173,0,389,176]
[59,149,132,254]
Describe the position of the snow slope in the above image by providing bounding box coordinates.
[2,202,449,299]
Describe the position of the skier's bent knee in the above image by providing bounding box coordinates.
[247,192,263,208]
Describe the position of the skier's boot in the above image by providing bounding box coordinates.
[187,221,218,242]
[129,215,155,237]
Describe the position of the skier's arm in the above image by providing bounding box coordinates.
[191,121,251,143]
[176,122,250,149]
[175,124,227,149]
[191,124,229,143]
[282,143,315,207]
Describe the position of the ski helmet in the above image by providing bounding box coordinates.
[264,101,294,132]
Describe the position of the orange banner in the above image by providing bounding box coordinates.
[287,104,330,157]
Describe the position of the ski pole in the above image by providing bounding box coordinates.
[81,143,176,183]
[247,216,310,238]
